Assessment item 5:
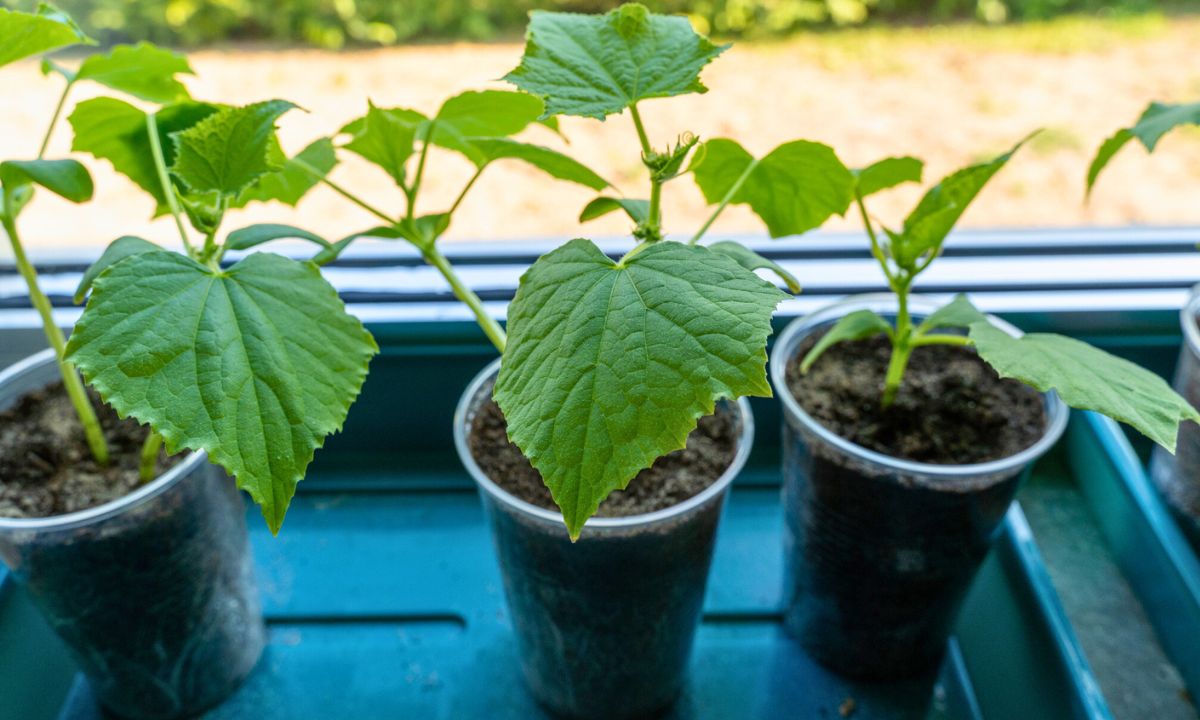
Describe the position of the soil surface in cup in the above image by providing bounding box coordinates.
[0,382,180,518]
[787,333,1046,464]
[469,398,737,516]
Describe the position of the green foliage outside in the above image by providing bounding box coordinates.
[0,0,1169,49]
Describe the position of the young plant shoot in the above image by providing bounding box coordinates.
[54,44,376,533]
[799,139,1200,452]
[1086,100,1200,195]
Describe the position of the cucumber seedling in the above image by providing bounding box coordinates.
[798,139,1200,451]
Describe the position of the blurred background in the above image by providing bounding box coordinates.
[0,0,1197,254]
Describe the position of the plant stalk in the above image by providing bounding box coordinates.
[448,166,484,217]
[689,158,759,245]
[881,277,914,408]
[146,112,195,257]
[296,158,397,226]
[139,431,163,484]
[38,79,74,159]
[1,204,109,464]
[422,244,506,354]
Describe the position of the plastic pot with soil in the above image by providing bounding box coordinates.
[769,295,1069,679]
[1150,287,1200,551]
[455,359,753,720]
[0,350,265,719]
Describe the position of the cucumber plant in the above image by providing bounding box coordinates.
[798,139,1200,452]
[1086,100,1200,194]
[22,19,377,533]
[289,3,857,538]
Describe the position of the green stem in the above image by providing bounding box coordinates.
[882,277,914,408]
[629,104,652,156]
[448,166,484,217]
[628,104,665,241]
[855,191,895,284]
[139,431,163,484]
[296,158,396,226]
[689,158,759,245]
[913,333,972,347]
[1,203,109,465]
[37,79,73,159]
[422,244,506,354]
[409,121,437,221]
[146,112,194,258]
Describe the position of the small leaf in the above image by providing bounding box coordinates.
[970,322,1200,453]
[466,138,609,189]
[340,103,425,187]
[171,100,298,198]
[917,293,987,333]
[0,159,93,203]
[74,236,162,303]
[234,137,337,208]
[854,156,923,197]
[707,241,801,293]
[66,251,379,532]
[800,309,892,373]
[70,98,220,211]
[897,136,1030,268]
[494,239,786,537]
[503,4,728,119]
[74,42,192,103]
[225,224,329,252]
[1086,102,1200,195]
[580,196,650,224]
[692,138,855,238]
[425,90,544,159]
[0,4,92,69]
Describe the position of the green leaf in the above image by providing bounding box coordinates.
[854,156,923,197]
[580,196,650,224]
[799,309,892,373]
[341,103,425,187]
[897,136,1028,267]
[1086,102,1200,195]
[74,42,192,103]
[0,159,93,203]
[225,224,329,252]
[234,137,337,208]
[706,241,801,293]
[0,4,92,70]
[69,98,219,210]
[425,90,543,159]
[66,251,379,533]
[171,100,298,198]
[503,4,728,119]
[74,236,162,303]
[466,138,609,189]
[692,138,855,238]
[970,322,1200,453]
[917,293,988,333]
[494,239,786,537]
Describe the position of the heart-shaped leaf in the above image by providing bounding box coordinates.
[171,100,298,198]
[74,42,192,103]
[66,251,379,532]
[0,4,92,70]
[494,239,786,537]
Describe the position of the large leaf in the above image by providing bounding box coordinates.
[494,239,786,537]
[855,156,923,197]
[1087,102,1200,194]
[970,322,1200,453]
[692,138,855,238]
[69,98,219,209]
[466,138,609,189]
[799,309,892,373]
[66,251,379,532]
[171,100,298,197]
[503,4,727,119]
[0,159,93,203]
[74,236,161,303]
[74,42,192,103]
[425,90,544,160]
[706,241,801,293]
[0,4,91,69]
[341,103,425,187]
[897,137,1027,267]
[234,137,337,208]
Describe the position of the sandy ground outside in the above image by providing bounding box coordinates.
[1,14,1199,259]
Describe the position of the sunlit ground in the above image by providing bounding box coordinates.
[2,12,1198,258]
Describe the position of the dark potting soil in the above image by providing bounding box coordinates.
[469,397,738,517]
[0,381,180,519]
[787,333,1046,465]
